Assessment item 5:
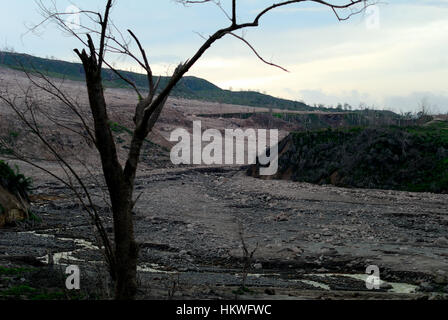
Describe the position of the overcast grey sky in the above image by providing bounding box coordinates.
[1,0,447,113]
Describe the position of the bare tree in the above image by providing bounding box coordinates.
[4,0,372,299]
[237,221,258,293]
[417,97,437,119]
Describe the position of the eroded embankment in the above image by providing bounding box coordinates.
[250,122,448,194]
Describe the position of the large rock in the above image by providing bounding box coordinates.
[0,185,29,227]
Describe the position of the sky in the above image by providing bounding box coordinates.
[0,0,447,113]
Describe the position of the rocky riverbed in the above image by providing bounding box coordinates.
[1,163,448,300]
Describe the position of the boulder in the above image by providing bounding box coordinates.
[0,185,29,227]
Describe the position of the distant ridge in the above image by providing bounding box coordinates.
[0,51,315,111]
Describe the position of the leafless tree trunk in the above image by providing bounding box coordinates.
[237,222,258,291]
[12,0,372,299]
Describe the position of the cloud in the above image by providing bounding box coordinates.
[6,0,447,113]
[383,92,448,114]
[297,89,372,108]
[177,1,448,113]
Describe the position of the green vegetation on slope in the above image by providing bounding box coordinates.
[0,160,32,200]
[0,51,313,111]
[270,121,448,193]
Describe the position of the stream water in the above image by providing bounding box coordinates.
[21,231,422,295]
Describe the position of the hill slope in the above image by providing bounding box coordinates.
[0,51,313,111]
[249,120,448,193]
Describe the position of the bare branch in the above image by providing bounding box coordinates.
[0,90,115,271]
[16,0,373,299]
[229,32,289,72]
[98,0,114,70]
[127,29,154,95]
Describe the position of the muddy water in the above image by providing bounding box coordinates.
[338,274,418,294]
[248,271,418,294]
[20,231,100,265]
[308,273,418,294]
[21,230,175,274]
[23,230,428,294]
[15,231,432,297]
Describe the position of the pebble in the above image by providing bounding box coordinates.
[436,269,447,276]
[291,246,302,254]
[380,282,393,290]
[434,237,448,246]
[434,275,447,285]
[253,263,263,270]
[274,214,288,222]
[264,288,276,295]
[419,282,434,292]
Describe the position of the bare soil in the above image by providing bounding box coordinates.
[1,66,447,300]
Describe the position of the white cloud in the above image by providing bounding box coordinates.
[178,2,448,112]
[52,1,446,113]
[383,92,448,114]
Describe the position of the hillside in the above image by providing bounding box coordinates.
[0,51,313,111]
[249,120,448,193]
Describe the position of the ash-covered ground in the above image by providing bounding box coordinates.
[1,161,447,300]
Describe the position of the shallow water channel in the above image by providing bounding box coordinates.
[22,231,422,295]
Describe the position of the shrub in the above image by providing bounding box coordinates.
[0,160,32,200]
[269,122,448,193]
